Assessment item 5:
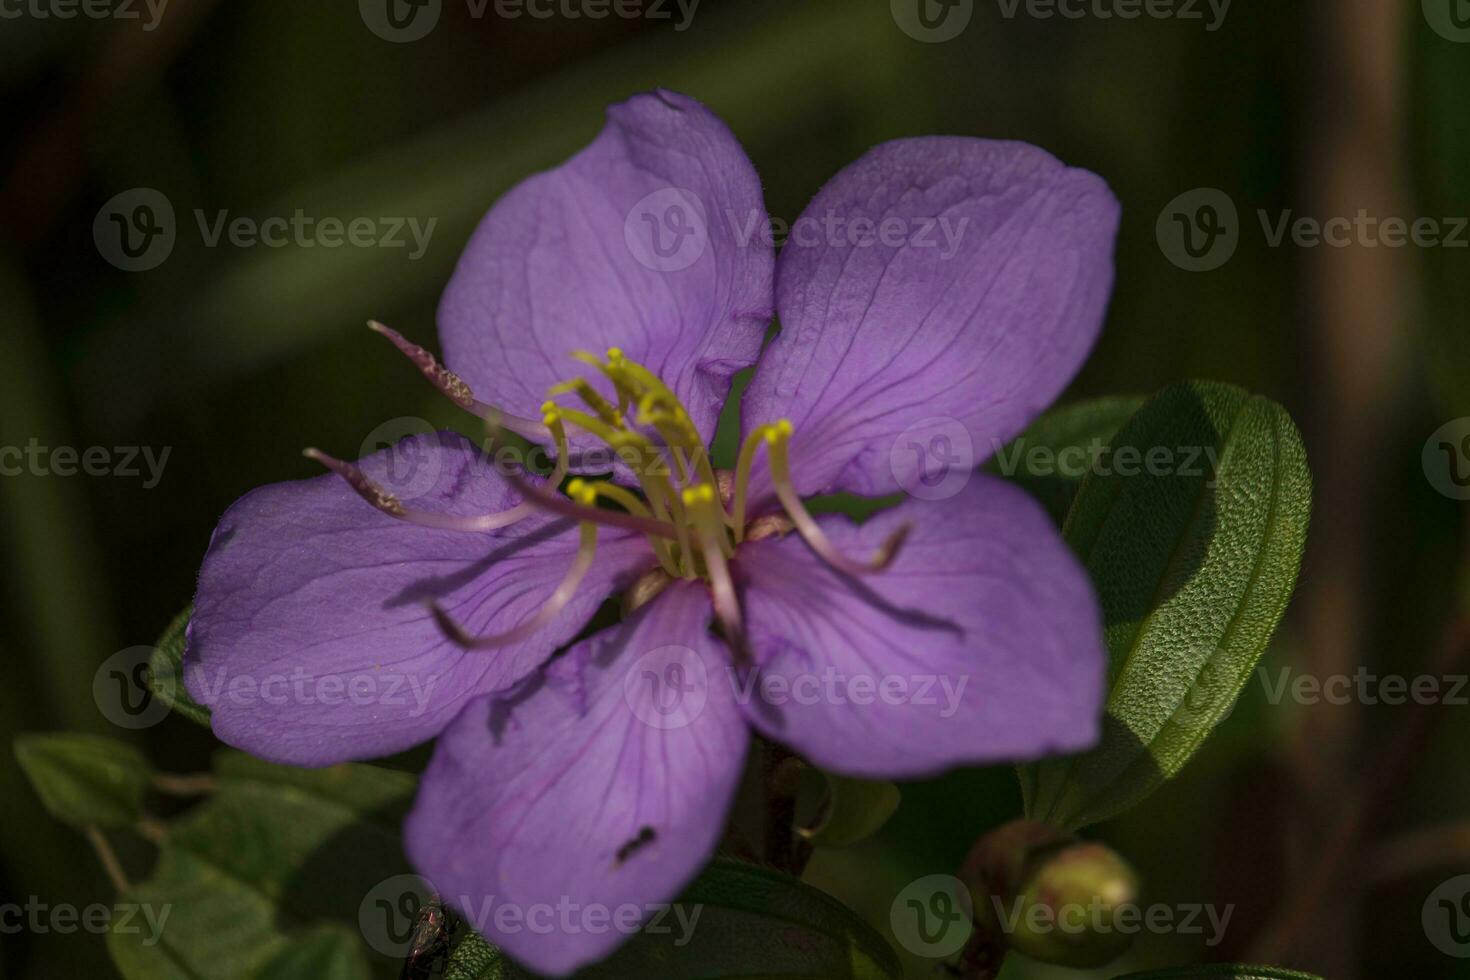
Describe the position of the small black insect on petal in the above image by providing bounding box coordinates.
[614,826,657,867]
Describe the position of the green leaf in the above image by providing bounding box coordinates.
[14,733,153,828]
[442,859,902,979]
[1110,966,1323,980]
[1020,382,1312,830]
[988,395,1146,523]
[147,606,211,727]
[798,773,901,849]
[108,750,415,980]
[444,933,520,980]
[253,928,371,980]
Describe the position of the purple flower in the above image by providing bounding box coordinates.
[184,90,1118,975]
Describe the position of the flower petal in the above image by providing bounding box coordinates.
[439,90,774,449]
[742,138,1119,498]
[184,431,654,767]
[733,475,1104,778]
[405,582,746,977]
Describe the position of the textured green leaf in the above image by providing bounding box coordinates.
[988,395,1147,523]
[798,773,901,849]
[443,859,901,979]
[147,606,210,727]
[1111,966,1322,980]
[1021,382,1312,830]
[14,733,153,828]
[108,751,415,980]
[253,928,371,980]
[444,933,520,980]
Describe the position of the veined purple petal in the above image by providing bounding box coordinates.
[405,582,746,977]
[732,475,1104,778]
[438,90,774,451]
[184,432,655,767]
[742,138,1119,500]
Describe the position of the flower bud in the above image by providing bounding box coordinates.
[959,819,1139,970]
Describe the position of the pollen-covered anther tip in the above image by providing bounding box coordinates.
[370,320,477,411]
[304,447,406,517]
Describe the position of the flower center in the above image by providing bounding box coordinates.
[305,325,909,656]
[536,346,791,583]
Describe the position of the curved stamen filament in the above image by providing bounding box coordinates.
[504,471,680,540]
[729,423,775,540]
[637,394,722,495]
[580,478,682,577]
[546,379,621,429]
[754,421,912,576]
[430,521,599,649]
[304,448,537,533]
[683,484,747,662]
[368,321,549,441]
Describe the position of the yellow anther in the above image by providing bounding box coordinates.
[777,419,793,436]
[542,411,560,427]
[607,347,624,362]
[680,484,716,507]
[566,478,586,496]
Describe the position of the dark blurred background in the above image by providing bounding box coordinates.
[2,1,1467,977]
